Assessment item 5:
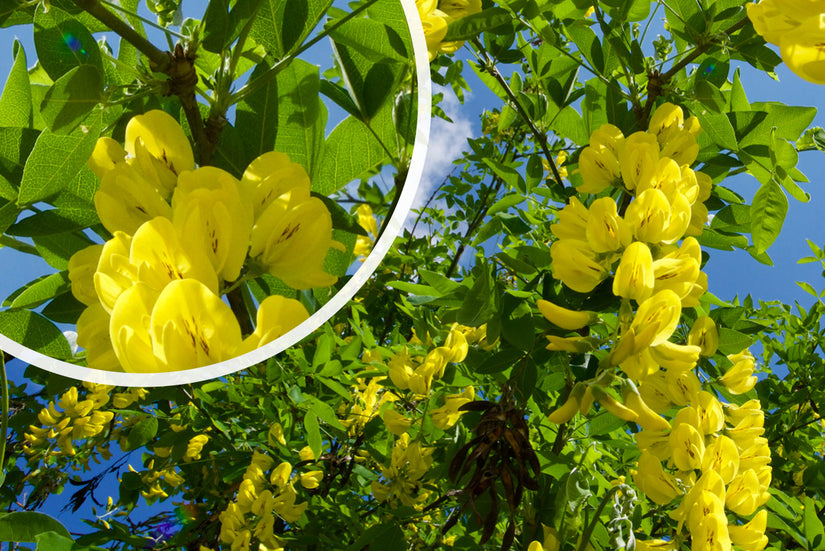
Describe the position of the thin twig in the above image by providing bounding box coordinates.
[74,0,170,72]
[471,38,565,195]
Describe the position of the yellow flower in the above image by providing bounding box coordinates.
[382,409,412,435]
[149,279,242,371]
[649,340,701,371]
[688,315,718,356]
[444,326,469,362]
[77,303,122,371]
[652,236,702,301]
[550,196,589,241]
[690,507,731,551]
[430,386,474,429]
[240,151,311,220]
[665,369,701,406]
[728,509,769,551]
[726,469,768,516]
[585,197,632,252]
[546,384,586,424]
[635,451,682,505]
[625,188,691,244]
[94,232,135,313]
[620,347,659,381]
[353,204,378,258]
[636,157,683,200]
[648,102,684,144]
[109,283,162,372]
[268,422,286,447]
[439,0,481,19]
[695,390,725,434]
[124,109,195,195]
[670,417,705,471]
[638,371,672,413]
[94,164,172,235]
[628,289,682,351]
[249,188,344,289]
[172,167,253,282]
[549,239,608,293]
[703,435,740,484]
[622,380,671,431]
[420,9,450,61]
[619,131,659,191]
[613,241,654,301]
[88,137,127,179]
[128,216,219,295]
[299,470,323,489]
[68,245,104,306]
[236,295,309,355]
[184,434,209,461]
[578,145,621,193]
[537,299,597,330]
[746,0,824,46]
[720,349,758,394]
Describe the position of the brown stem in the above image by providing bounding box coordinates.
[74,0,170,72]
[640,16,749,127]
[226,287,254,336]
[471,38,565,195]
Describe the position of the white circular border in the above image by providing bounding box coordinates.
[0,0,432,387]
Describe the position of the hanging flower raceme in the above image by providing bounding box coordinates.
[536,100,771,550]
[69,110,333,372]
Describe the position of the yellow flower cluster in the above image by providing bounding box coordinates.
[69,110,345,372]
[353,204,378,259]
[416,0,482,60]
[550,103,710,297]
[371,433,434,506]
[24,382,114,460]
[387,325,468,395]
[540,102,772,550]
[128,459,185,502]
[747,0,825,84]
[218,452,306,551]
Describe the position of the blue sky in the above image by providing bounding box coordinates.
[1,0,824,539]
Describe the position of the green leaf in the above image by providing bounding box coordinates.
[694,111,738,150]
[332,37,400,121]
[32,231,95,270]
[750,179,787,254]
[6,209,85,236]
[0,310,71,359]
[49,166,100,226]
[250,0,329,58]
[17,116,100,206]
[314,103,392,195]
[566,23,604,74]
[488,193,524,215]
[457,262,496,326]
[796,281,819,298]
[0,127,41,201]
[9,271,70,309]
[0,41,32,127]
[716,327,753,355]
[729,68,750,112]
[41,292,85,324]
[0,201,19,235]
[32,4,103,81]
[271,59,326,178]
[236,62,279,158]
[443,7,513,41]
[125,416,159,451]
[40,65,102,134]
[304,410,322,458]
[329,17,408,63]
[35,530,106,551]
[347,523,406,551]
[307,398,345,431]
[803,496,824,550]
[0,512,70,542]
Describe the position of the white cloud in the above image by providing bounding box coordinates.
[413,86,476,209]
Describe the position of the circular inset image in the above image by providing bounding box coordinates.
[0,0,430,385]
